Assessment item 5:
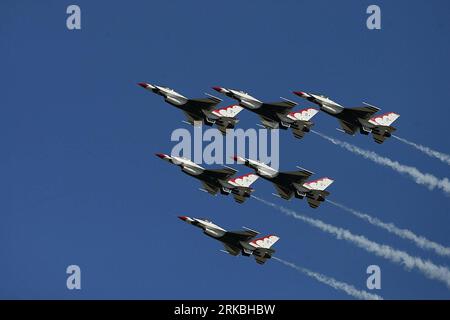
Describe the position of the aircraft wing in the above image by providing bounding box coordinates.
[201,181,219,195]
[203,167,238,180]
[257,115,280,129]
[184,96,222,111]
[338,119,358,135]
[182,111,204,125]
[256,100,297,128]
[253,248,275,265]
[261,100,297,113]
[273,184,294,200]
[222,243,241,256]
[345,105,380,119]
[225,229,260,242]
[277,169,314,183]
[272,170,313,200]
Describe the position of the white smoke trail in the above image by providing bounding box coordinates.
[327,199,450,258]
[273,257,383,300]
[252,195,450,288]
[393,135,450,166]
[311,130,450,196]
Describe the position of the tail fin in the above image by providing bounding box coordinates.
[303,177,334,191]
[287,108,319,139]
[302,177,333,209]
[212,104,244,118]
[249,235,280,249]
[228,173,259,187]
[249,235,279,265]
[368,112,400,126]
[287,108,319,121]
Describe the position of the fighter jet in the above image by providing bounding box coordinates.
[178,216,279,265]
[212,86,318,139]
[138,83,244,134]
[233,156,334,208]
[293,91,400,144]
[156,153,259,203]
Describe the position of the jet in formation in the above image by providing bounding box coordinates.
[293,91,400,144]
[212,86,318,139]
[156,153,259,203]
[178,216,279,265]
[233,156,333,208]
[138,83,244,134]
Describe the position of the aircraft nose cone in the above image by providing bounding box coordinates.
[178,216,188,221]
[155,153,166,159]
[138,82,149,88]
[293,91,305,97]
[231,155,238,161]
[212,86,223,92]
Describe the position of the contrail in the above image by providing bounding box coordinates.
[392,135,450,166]
[252,195,450,288]
[327,199,450,258]
[273,257,383,300]
[311,130,450,196]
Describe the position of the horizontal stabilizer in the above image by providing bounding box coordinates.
[233,194,250,204]
[307,198,322,209]
[200,182,219,195]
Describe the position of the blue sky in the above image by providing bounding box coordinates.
[2,0,450,299]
